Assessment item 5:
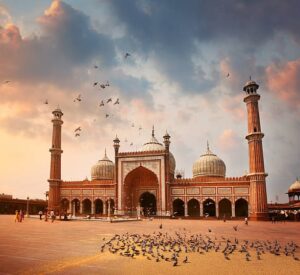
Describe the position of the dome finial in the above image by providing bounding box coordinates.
[104,148,107,158]
[249,75,251,81]
[207,140,210,151]
[152,125,155,137]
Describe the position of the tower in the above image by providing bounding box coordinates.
[243,80,268,220]
[48,107,63,212]
[113,135,120,213]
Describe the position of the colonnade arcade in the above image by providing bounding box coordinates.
[60,198,115,216]
[171,197,248,218]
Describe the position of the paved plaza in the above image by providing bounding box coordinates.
[0,215,299,275]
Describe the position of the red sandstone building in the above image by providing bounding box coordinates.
[47,80,271,220]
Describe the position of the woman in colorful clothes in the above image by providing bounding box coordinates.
[19,210,24,222]
[14,210,19,223]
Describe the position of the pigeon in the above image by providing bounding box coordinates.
[75,133,80,137]
[130,142,133,146]
[226,73,230,78]
[114,98,120,105]
[74,126,81,132]
[100,84,106,89]
[105,114,109,118]
[44,99,48,105]
[124,52,131,58]
[208,229,212,233]
[105,81,110,87]
[94,82,98,86]
[94,65,99,69]
[3,80,11,84]
[74,94,82,102]
[99,100,104,107]
[107,98,112,103]
[233,225,238,231]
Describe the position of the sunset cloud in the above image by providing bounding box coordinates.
[266,59,300,111]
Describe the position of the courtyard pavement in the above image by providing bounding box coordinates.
[0,215,299,275]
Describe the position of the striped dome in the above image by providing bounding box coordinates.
[193,145,226,178]
[91,151,114,180]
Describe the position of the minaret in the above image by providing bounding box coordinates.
[48,107,63,212]
[243,79,268,220]
[163,130,171,214]
[113,135,120,213]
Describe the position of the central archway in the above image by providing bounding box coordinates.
[123,166,159,215]
[140,192,157,216]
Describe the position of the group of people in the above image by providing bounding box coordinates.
[43,209,56,222]
[14,210,25,222]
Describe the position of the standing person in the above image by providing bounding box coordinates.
[50,210,55,223]
[244,217,248,225]
[14,210,19,223]
[38,210,43,220]
[19,210,24,222]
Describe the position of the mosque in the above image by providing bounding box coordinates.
[47,80,272,220]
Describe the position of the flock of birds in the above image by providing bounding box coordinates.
[2,51,231,144]
[100,227,299,267]
[40,52,142,143]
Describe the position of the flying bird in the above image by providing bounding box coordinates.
[44,99,48,105]
[105,81,110,87]
[74,94,82,102]
[226,73,230,78]
[94,82,98,86]
[105,114,109,118]
[3,80,11,84]
[75,133,80,137]
[107,98,112,103]
[99,100,105,107]
[94,65,99,69]
[124,52,131,59]
[130,142,133,146]
[114,98,120,105]
[74,127,81,132]
[124,138,128,142]
[100,84,106,89]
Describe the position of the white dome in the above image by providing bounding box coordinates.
[193,145,226,178]
[288,179,300,192]
[140,127,176,173]
[91,151,114,180]
[140,134,164,151]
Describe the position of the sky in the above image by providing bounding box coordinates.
[0,0,299,202]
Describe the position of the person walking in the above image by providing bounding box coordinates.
[38,210,43,220]
[14,210,19,223]
[244,217,248,225]
[50,210,55,223]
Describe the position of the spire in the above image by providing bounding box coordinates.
[152,125,155,137]
[249,75,251,81]
[104,148,107,158]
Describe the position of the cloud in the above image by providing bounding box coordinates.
[218,129,240,151]
[0,0,115,87]
[266,59,300,111]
